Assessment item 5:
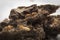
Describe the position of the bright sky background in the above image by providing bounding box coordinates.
[0,0,60,22]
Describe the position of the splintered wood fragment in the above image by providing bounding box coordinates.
[2,25,14,32]
[18,24,31,31]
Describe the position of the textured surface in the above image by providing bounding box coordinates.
[0,4,60,40]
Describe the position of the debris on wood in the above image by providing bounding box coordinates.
[0,4,60,40]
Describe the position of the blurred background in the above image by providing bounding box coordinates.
[0,0,60,22]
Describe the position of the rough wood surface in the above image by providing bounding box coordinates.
[0,4,60,40]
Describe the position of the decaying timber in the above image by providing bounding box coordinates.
[0,4,60,40]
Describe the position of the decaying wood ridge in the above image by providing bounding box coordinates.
[0,4,60,40]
